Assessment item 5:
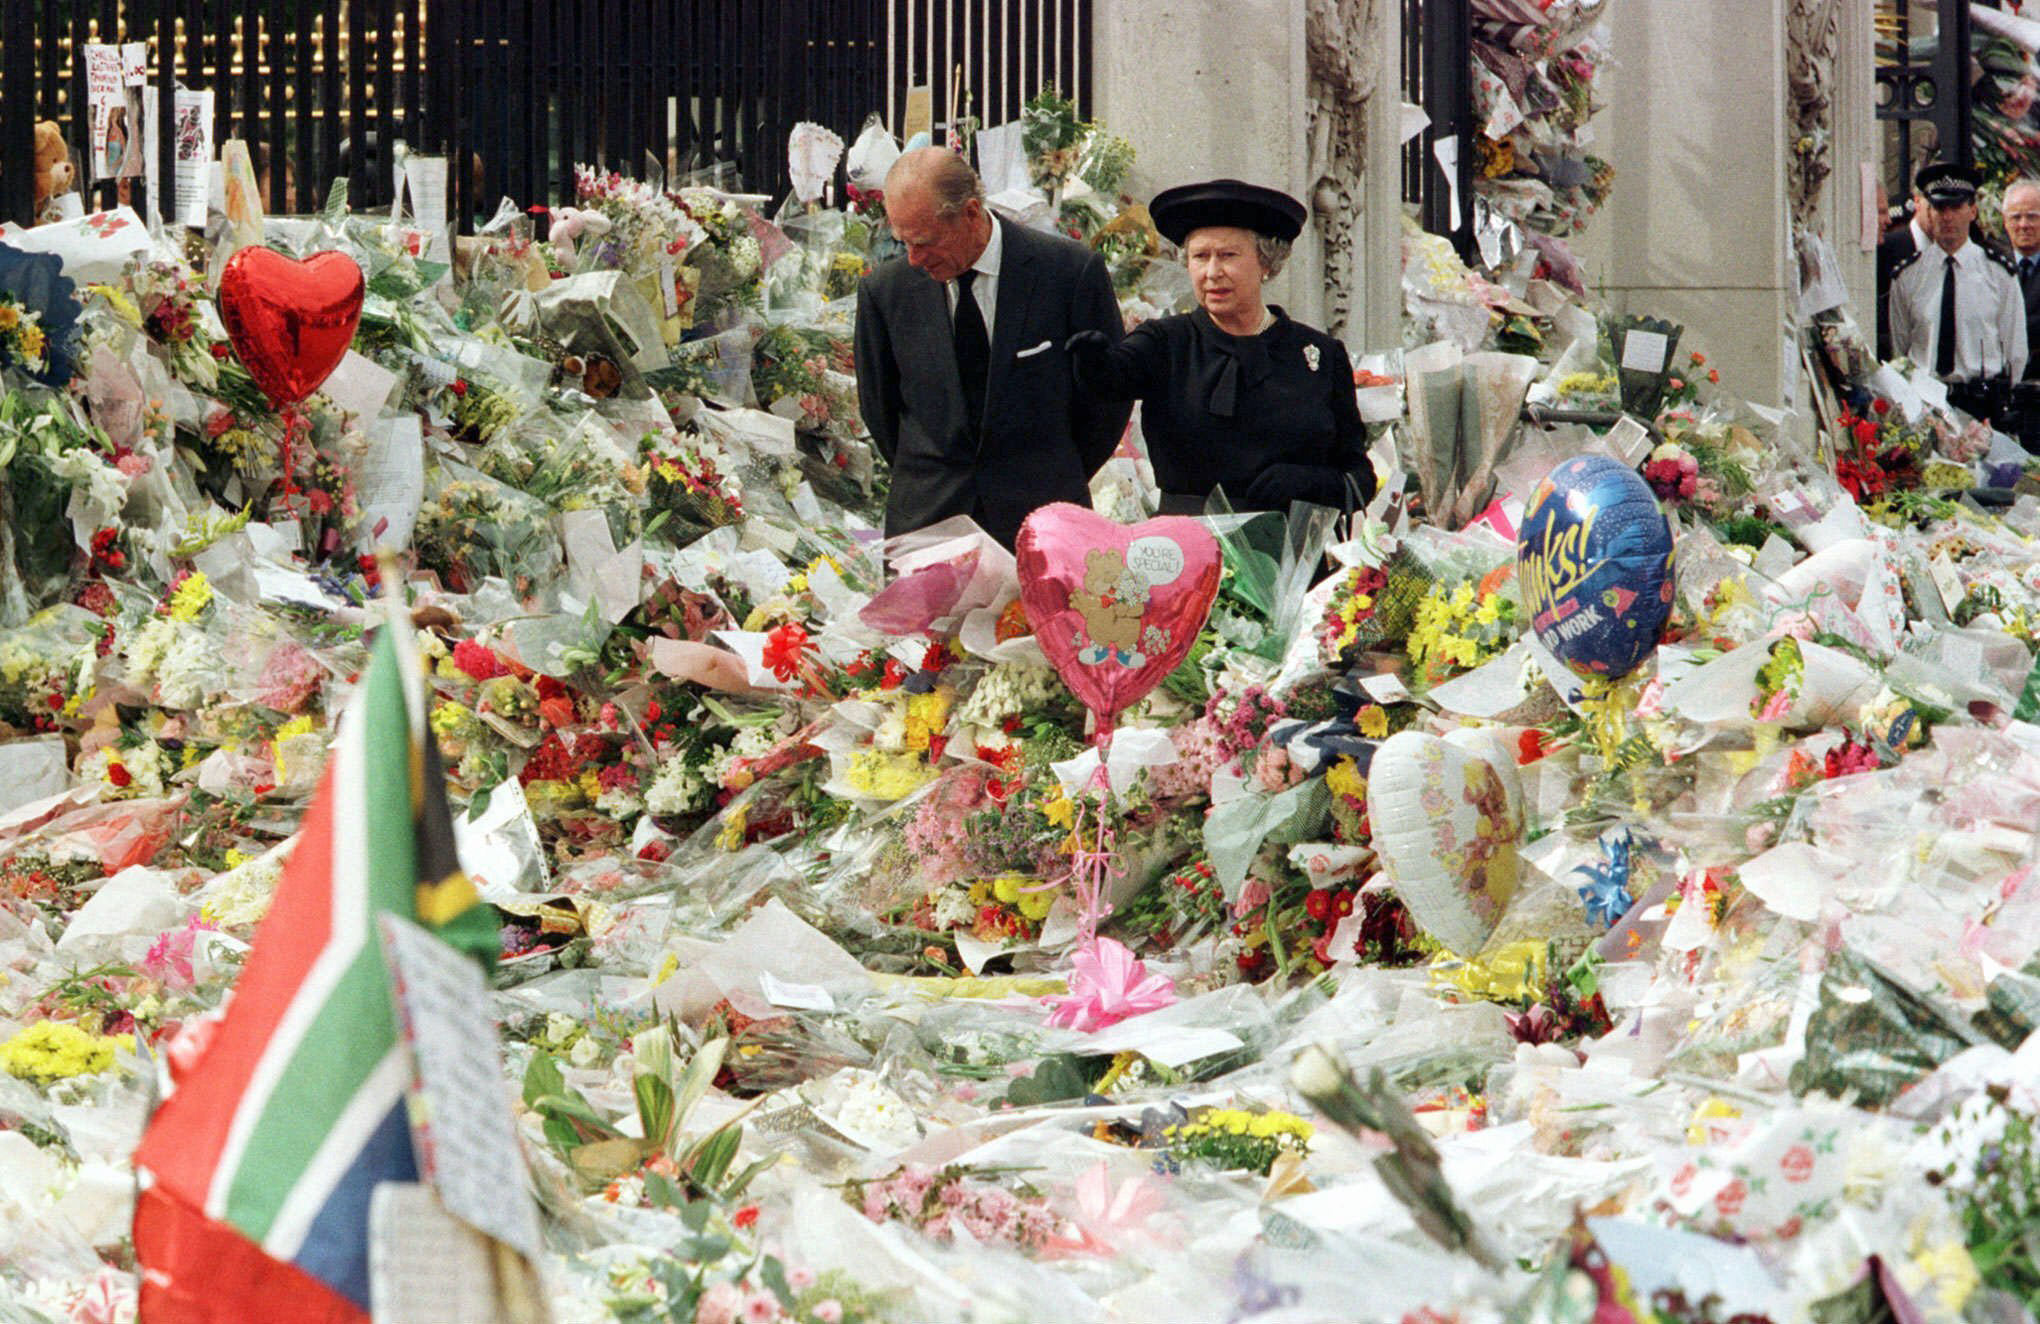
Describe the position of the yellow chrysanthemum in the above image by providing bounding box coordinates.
[714,805,749,851]
[0,1021,133,1085]
[1325,757,1367,802]
[167,572,213,623]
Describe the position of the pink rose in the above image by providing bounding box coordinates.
[698,1282,743,1324]
[813,1303,844,1324]
[1780,1143,1815,1183]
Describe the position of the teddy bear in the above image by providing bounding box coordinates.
[33,121,76,225]
[1069,548,1149,668]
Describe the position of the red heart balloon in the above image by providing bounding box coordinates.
[1015,503,1222,728]
[217,248,365,409]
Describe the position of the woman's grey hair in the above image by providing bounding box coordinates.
[1177,227,1292,277]
[1254,234,1292,279]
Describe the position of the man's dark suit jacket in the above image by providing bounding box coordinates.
[1876,224,1918,363]
[2016,251,2040,380]
[854,216,1132,548]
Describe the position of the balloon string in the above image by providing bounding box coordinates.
[276,402,309,515]
[1063,777,1124,944]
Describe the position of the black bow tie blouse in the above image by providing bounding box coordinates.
[1069,305,1376,514]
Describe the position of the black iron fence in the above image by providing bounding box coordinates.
[1875,0,1975,197]
[0,0,1093,231]
[886,0,1094,145]
[1402,0,1475,260]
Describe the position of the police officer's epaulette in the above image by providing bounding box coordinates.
[1889,246,1924,279]
[1985,244,2022,277]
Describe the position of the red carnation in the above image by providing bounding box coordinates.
[762,623,812,682]
[453,638,507,681]
[106,761,132,788]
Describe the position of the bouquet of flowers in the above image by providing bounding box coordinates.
[1163,1107,1313,1176]
[0,292,52,379]
[753,323,861,438]
[642,432,747,549]
[678,189,769,326]
[1406,574,1524,687]
[478,415,644,550]
[130,257,223,391]
[844,1163,1061,1253]
[413,461,565,598]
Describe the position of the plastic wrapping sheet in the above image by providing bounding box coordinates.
[1789,948,1988,1106]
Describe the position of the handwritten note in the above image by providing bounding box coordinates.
[369,1182,514,1324]
[356,416,425,552]
[1359,672,1413,705]
[322,350,400,424]
[1619,330,1669,374]
[378,915,543,1260]
[405,154,451,234]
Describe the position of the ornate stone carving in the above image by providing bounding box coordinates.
[1786,0,1840,231]
[1306,0,1385,339]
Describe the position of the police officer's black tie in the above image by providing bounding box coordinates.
[954,269,990,440]
[1936,254,1958,378]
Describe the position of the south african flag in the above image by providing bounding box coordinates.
[132,619,497,1322]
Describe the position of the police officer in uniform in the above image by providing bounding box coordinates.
[1890,162,2028,426]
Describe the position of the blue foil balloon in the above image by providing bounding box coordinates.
[1516,454,1675,680]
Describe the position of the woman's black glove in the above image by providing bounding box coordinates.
[1065,329,1112,361]
[1065,329,1114,394]
[1244,462,1345,510]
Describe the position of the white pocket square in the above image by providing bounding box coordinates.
[1015,339,1053,359]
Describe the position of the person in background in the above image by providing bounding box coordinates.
[1876,181,1930,361]
[1890,161,2028,428]
[2002,178,2040,449]
[2001,178,2040,372]
[1066,179,1375,517]
[853,147,1131,548]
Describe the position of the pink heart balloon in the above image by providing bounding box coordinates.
[217,247,365,409]
[1015,503,1221,727]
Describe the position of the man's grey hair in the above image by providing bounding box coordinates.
[886,147,985,218]
[1255,234,1292,279]
[2007,178,2040,209]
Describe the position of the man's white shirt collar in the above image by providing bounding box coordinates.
[971,217,1003,282]
[1934,240,1981,268]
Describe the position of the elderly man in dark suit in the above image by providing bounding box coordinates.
[854,148,1131,548]
[2004,180,2040,371]
[2002,178,2040,448]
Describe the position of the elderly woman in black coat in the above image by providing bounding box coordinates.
[1068,178,1376,516]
